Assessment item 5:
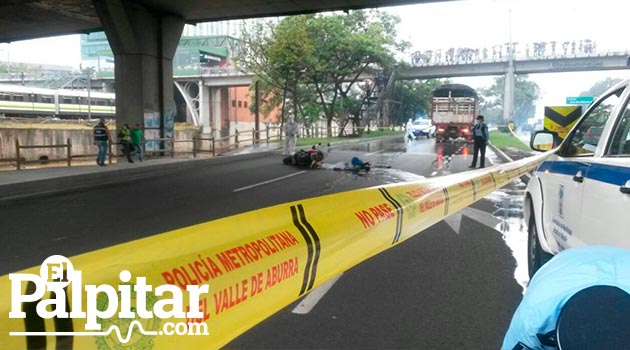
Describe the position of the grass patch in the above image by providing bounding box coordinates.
[490,130,531,152]
[297,129,403,146]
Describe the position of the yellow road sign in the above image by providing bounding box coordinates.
[544,106,582,139]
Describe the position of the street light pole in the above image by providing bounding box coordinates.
[85,67,93,120]
[503,7,515,123]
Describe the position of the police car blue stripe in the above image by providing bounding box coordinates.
[536,161,630,186]
[585,163,630,186]
[536,161,588,176]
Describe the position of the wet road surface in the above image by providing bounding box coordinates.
[228,136,531,349]
[0,135,531,349]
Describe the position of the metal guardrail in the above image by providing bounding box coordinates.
[14,138,72,170]
[5,126,400,170]
[12,138,114,169]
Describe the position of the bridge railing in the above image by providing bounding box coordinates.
[199,66,249,77]
[410,49,630,67]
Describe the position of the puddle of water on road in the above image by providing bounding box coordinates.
[318,163,424,186]
[486,179,530,293]
[375,168,425,183]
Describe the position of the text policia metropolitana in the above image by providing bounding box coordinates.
[161,230,300,290]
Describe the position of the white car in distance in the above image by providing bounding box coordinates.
[411,119,436,138]
[526,79,630,277]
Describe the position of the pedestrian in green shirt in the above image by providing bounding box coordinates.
[131,123,144,162]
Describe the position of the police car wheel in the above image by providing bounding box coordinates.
[527,210,552,278]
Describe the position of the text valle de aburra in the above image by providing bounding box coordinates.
[161,230,300,318]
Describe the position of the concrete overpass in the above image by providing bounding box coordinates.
[0,0,448,43]
[0,0,451,147]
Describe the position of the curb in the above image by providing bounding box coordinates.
[224,134,403,155]
[488,141,532,182]
[300,133,404,149]
[488,141,514,163]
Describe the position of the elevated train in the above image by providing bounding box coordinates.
[0,84,115,118]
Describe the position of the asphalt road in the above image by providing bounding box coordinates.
[0,135,525,349]
[227,137,524,349]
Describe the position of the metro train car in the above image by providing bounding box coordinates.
[0,84,115,118]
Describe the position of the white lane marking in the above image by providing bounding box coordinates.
[292,273,343,314]
[444,207,502,234]
[233,171,307,192]
[364,150,385,156]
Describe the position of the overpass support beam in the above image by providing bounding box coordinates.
[209,87,224,138]
[503,63,515,123]
[199,83,211,134]
[93,0,184,145]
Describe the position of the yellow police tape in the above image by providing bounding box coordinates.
[0,151,553,350]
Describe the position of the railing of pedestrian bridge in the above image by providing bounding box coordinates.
[410,46,630,67]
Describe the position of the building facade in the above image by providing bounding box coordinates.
[80,20,280,137]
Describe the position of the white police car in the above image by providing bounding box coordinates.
[526,79,630,277]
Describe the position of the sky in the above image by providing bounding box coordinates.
[1,0,629,119]
[386,0,630,117]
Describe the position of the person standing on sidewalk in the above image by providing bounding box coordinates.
[117,123,134,163]
[93,118,111,166]
[130,123,144,162]
[469,115,489,168]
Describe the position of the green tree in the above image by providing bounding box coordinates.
[479,75,540,127]
[389,79,450,126]
[237,10,402,137]
[304,11,400,136]
[580,77,623,97]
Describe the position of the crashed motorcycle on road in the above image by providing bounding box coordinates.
[282,146,326,168]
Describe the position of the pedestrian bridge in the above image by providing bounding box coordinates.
[175,50,630,87]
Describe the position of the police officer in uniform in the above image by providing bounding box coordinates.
[469,115,489,168]
[93,118,111,166]
[117,123,134,163]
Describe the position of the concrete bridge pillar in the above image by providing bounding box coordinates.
[93,0,184,146]
[503,62,515,123]
[199,82,211,134]
[210,87,225,138]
